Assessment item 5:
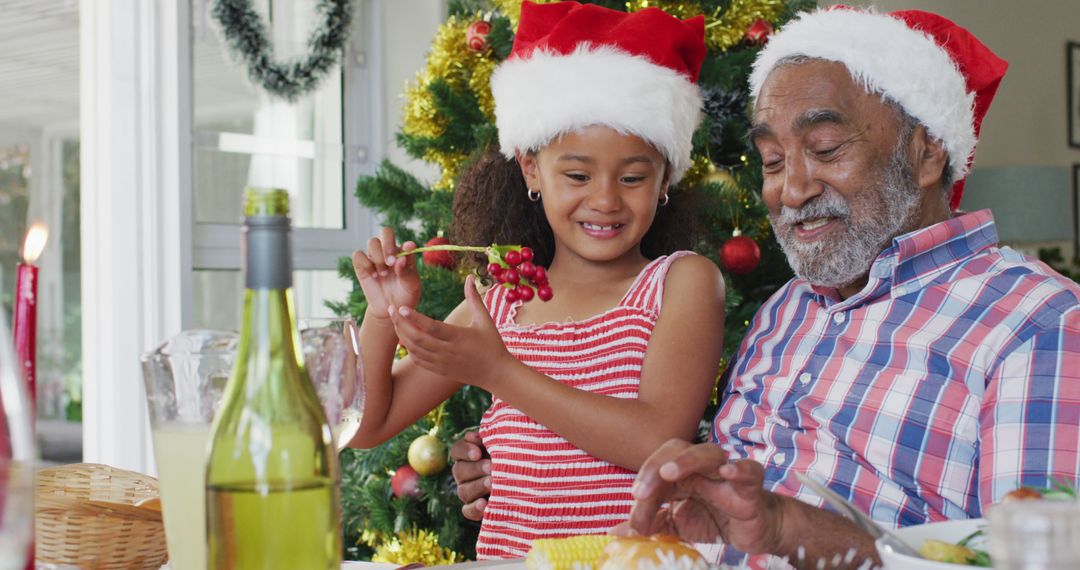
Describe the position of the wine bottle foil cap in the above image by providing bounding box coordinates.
[241,188,293,289]
[244,187,290,217]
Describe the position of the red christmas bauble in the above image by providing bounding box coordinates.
[720,235,761,275]
[422,236,455,269]
[466,20,492,52]
[391,465,422,498]
[744,19,774,46]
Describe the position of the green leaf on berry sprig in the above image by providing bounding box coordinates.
[399,242,553,303]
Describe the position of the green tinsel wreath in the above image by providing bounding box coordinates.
[211,0,354,101]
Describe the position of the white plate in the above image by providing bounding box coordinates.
[876,518,986,570]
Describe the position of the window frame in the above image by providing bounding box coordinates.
[80,0,383,473]
[191,0,382,273]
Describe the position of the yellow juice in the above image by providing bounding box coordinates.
[152,423,212,570]
[207,478,338,570]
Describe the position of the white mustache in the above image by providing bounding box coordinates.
[775,193,852,226]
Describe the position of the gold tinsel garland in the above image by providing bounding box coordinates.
[704,0,786,51]
[402,15,494,190]
[359,528,387,549]
[402,16,471,141]
[680,154,714,188]
[624,0,786,51]
[492,0,557,26]
[468,56,498,119]
[423,150,471,191]
[624,1,704,22]
[710,357,727,405]
[371,528,461,566]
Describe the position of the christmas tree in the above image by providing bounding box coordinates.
[329,0,810,562]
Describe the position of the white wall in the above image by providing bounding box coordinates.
[379,0,446,185]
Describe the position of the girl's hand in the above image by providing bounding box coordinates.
[352,227,421,321]
[388,275,515,390]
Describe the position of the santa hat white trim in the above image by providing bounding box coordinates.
[491,44,703,184]
[749,9,975,183]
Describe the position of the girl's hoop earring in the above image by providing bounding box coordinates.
[658,193,670,207]
[527,188,541,202]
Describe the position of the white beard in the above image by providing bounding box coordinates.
[769,148,922,289]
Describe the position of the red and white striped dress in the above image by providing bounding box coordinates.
[475,251,695,559]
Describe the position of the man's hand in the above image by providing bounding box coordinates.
[620,440,784,554]
[621,439,882,569]
[450,430,491,521]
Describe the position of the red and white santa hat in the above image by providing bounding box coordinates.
[491,1,707,184]
[748,6,1008,210]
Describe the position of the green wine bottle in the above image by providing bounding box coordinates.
[206,188,341,569]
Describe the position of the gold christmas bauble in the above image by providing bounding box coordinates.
[408,434,447,476]
[704,166,738,190]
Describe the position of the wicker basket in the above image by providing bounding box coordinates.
[35,463,169,569]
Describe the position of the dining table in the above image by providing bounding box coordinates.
[344,561,519,569]
[34,561,520,569]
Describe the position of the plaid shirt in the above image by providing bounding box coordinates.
[713,209,1080,546]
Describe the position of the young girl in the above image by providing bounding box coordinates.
[351,1,726,559]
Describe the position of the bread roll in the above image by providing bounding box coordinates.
[597,535,709,570]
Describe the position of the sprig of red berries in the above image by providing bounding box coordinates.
[486,245,552,303]
[400,242,553,303]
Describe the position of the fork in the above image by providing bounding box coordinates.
[793,471,924,559]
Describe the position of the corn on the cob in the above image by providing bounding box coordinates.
[525,535,615,570]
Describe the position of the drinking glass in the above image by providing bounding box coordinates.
[141,320,362,569]
[142,330,236,570]
[987,498,1080,569]
[0,311,34,570]
[298,317,364,452]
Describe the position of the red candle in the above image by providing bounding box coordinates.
[12,223,46,410]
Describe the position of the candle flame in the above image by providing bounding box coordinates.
[21,222,48,264]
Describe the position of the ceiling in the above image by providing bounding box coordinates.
[0,0,80,132]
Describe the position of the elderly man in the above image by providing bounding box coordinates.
[452,6,1080,568]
